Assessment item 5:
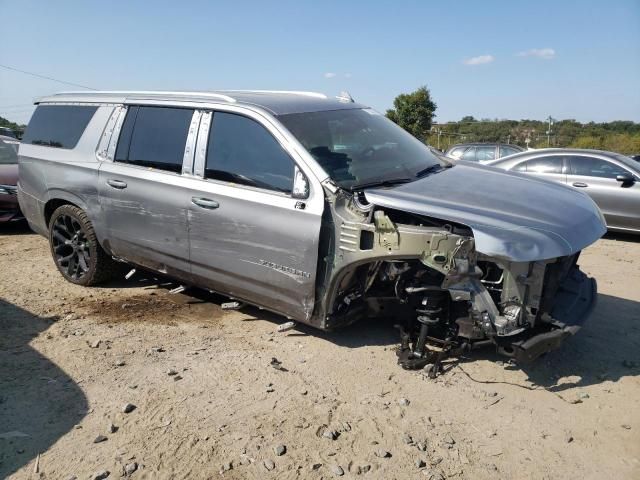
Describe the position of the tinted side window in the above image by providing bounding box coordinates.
[569,156,629,179]
[513,161,527,172]
[206,112,294,193]
[476,146,496,161]
[500,146,520,157]
[115,106,193,173]
[22,105,97,149]
[522,156,563,174]
[448,147,465,158]
[461,147,477,161]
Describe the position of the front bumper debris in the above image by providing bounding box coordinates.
[510,270,597,364]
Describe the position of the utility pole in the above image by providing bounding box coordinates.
[546,116,555,147]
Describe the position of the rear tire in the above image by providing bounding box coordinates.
[48,204,122,286]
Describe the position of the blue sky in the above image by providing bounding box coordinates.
[1,0,639,125]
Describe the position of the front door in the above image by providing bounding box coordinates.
[98,105,198,278]
[185,110,323,321]
[566,155,640,231]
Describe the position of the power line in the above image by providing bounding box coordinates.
[0,63,96,90]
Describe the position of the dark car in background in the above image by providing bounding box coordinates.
[0,136,22,222]
[630,154,640,162]
[0,127,18,139]
[445,142,525,163]
[488,148,640,233]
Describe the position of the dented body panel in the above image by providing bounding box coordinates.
[18,90,606,366]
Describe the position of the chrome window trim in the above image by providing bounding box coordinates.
[193,111,211,177]
[105,104,197,177]
[120,99,330,183]
[105,159,188,178]
[96,106,118,161]
[182,110,202,175]
[103,106,127,162]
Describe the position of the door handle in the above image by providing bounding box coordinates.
[106,179,128,189]
[192,197,219,209]
[572,182,588,188]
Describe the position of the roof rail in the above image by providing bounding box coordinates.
[52,90,237,103]
[217,90,327,99]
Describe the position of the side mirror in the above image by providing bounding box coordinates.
[616,173,635,185]
[292,165,310,199]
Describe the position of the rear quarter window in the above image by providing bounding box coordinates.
[22,105,98,149]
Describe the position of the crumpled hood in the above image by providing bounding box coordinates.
[364,162,606,262]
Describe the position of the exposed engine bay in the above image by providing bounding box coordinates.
[312,186,597,376]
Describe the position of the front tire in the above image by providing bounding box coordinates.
[48,204,121,286]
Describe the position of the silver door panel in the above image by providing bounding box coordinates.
[187,179,322,320]
[566,174,640,231]
[98,162,192,278]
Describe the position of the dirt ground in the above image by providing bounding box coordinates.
[1,223,639,480]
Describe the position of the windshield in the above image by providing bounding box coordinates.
[0,139,18,164]
[278,108,445,189]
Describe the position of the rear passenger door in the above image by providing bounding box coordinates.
[98,105,198,279]
[184,109,322,321]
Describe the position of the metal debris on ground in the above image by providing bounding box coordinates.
[221,300,245,310]
[277,321,296,332]
[169,285,187,294]
[124,269,136,280]
[270,357,288,372]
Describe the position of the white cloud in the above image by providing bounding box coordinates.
[324,72,336,78]
[517,48,556,59]
[463,55,495,66]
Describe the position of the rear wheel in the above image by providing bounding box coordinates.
[48,204,122,285]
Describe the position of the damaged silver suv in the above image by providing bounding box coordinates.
[18,90,606,373]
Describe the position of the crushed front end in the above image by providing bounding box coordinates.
[312,187,598,375]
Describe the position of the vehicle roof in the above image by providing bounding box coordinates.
[446,142,523,149]
[34,90,367,115]
[487,147,640,171]
[490,147,626,161]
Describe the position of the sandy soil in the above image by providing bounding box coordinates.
[1,223,639,480]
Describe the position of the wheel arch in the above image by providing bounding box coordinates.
[43,190,89,227]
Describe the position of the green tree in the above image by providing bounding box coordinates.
[385,86,437,141]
